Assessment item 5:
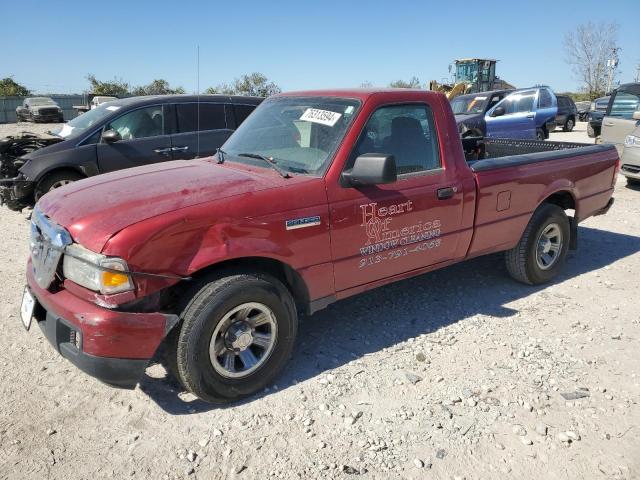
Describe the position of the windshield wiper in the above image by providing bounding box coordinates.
[216,147,226,164]
[237,153,291,178]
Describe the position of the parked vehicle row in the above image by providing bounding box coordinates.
[21,88,618,403]
[0,94,262,210]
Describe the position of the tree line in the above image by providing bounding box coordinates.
[0,72,282,98]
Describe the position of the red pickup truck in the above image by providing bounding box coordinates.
[22,89,618,403]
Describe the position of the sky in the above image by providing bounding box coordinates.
[3,0,638,95]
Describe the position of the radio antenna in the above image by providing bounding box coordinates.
[196,45,200,158]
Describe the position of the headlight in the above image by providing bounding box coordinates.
[624,135,640,148]
[63,243,133,294]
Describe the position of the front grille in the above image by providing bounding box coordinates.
[37,108,58,116]
[30,208,72,289]
[622,164,640,174]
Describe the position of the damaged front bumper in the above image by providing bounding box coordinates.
[0,174,34,210]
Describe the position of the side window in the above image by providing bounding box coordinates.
[538,89,553,108]
[108,106,164,140]
[176,103,226,133]
[609,91,640,119]
[351,104,441,175]
[488,95,503,109]
[498,91,535,115]
[233,104,256,127]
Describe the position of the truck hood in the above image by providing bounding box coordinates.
[38,159,282,252]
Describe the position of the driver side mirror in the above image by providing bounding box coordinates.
[101,129,121,143]
[342,153,397,186]
[633,110,640,121]
[491,106,505,117]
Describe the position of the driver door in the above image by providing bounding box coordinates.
[326,102,465,292]
[96,104,173,173]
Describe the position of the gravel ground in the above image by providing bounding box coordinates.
[0,122,638,480]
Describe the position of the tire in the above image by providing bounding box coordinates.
[536,128,545,141]
[587,123,595,138]
[563,117,575,132]
[174,271,297,403]
[627,177,640,187]
[35,171,84,201]
[505,203,570,285]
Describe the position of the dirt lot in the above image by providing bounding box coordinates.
[0,122,638,480]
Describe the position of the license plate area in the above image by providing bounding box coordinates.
[20,287,35,330]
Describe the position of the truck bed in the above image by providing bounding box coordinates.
[463,139,619,257]
[462,137,605,168]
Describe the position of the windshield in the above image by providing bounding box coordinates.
[49,103,122,139]
[222,96,360,175]
[450,95,489,115]
[28,97,56,106]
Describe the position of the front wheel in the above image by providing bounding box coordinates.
[175,271,297,403]
[563,118,575,132]
[35,171,84,201]
[505,204,570,285]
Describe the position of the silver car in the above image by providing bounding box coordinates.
[600,83,640,156]
[620,124,640,186]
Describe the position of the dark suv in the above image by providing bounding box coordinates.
[554,95,577,132]
[0,95,262,210]
[587,96,611,138]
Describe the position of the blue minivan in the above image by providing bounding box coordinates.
[485,87,558,140]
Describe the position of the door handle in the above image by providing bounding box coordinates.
[604,122,614,127]
[526,114,535,118]
[437,186,456,200]
[171,146,189,152]
[154,147,172,155]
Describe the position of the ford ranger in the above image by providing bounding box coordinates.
[21,89,618,403]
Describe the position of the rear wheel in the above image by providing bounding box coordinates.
[505,203,570,285]
[563,117,575,132]
[34,171,84,201]
[536,128,545,141]
[174,271,297,403]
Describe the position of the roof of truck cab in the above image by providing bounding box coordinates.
[276,88,446,101]
[102,94,263,107]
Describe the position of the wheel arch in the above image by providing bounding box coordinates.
[34,165,87,185]
[179,256,311,315]
[539,189,578,249]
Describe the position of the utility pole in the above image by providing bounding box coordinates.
[635,63,640,83]
[606,48,620,94]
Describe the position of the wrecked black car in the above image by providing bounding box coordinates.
[0,94,262,211]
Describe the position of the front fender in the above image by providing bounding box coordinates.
[20,146,98,183]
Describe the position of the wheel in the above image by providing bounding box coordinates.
[627,177,640,187]
[174,271,297,403]
[563,117,575,132]
[505,203,570,285]
[587,123,595,137]
[34,171,84,201]
[535,128,545,141]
